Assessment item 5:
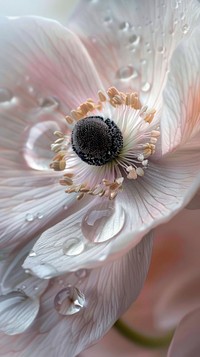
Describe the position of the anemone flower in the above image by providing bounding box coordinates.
[0,0,200,356]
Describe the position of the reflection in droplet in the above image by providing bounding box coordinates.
[38,96,59,110]
[141,82,151,92]
[81,203,126,243]
[116,65,138,81]
[62,238,85,256]
[25,213,34,222]
[0,88,13,102]
[54,286,85,316]
[29,250,36,257]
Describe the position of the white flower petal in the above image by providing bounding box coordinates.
[0,234,153,357]
[69,0,200,107]
[0,291,39,335]
[161,25,200,154]
[167,308,200,357]
[0,16,103,250]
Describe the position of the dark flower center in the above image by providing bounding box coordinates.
[71,116,123,166]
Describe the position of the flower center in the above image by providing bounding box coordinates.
[71,116,123,166]
[50,86,159,200]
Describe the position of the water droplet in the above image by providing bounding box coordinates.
[81,203,126,243]
[38,96,59,110]
[116,65,138,81]
[25,213,34,222]
[104,16,112,24]
[158,46,165,54]
[63,204,68,210]
[0,88,13,102]
[25,269,31,274]
[21,285,26,290]
[141,82,151,92]
[119,21,130,31]
[39,263,57,279]
[29,249,36,257]
[23,120,61,171]
[34,286,39,291]
[129,34,140,46]
[54,286,85,316]
[182,24,189,34]
[75,269,88,279]
[62,238,85,256]
[36,212,43,219]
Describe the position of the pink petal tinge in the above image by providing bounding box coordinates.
[0,16,104,251]
[0,234,153,357]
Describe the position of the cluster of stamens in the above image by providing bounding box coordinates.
[50,86,160,200]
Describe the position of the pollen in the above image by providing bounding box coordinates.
[50,86,159,200]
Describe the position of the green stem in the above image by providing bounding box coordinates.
[114,319,174,349]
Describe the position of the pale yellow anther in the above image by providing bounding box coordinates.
[65,115,74,124]
[151,130,160,138]
[79,103,90,115]
[127,168,137,180]
[54,137,64,144]
[144,109,156,124]
[109,191,118,200]
[50,160,66,171]
[71,110,83,120]
[54,131,64,138]
[136,167,144,177]
[98,90,107,102]
[77,192,85,200]
[150,137,157,144]
[107,86,120,98]
[59,177,73,186]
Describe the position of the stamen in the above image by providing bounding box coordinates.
[50,86,159,200]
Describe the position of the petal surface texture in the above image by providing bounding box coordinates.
[0,235,152,357]
[0,16,103,250]
[161,25,200,153]
[69,0,200,108]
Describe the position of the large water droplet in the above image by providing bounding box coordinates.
[116,65,138,81]
[0,88,13,102]
[62,238,85,256]
[81,203,126,243]
[38,96,59,110]
[23,120,61,170]
[25,213,35,222]
[54,286,85,316]
[141,82,151,92]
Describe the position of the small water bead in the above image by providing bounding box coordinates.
[104,16,112,24]
[116,65,138,81]
[36,212,44,219]
[62,238,85,256]
[25,213,35,222]
[29,250,37,257]
[182,24,189,34]
[141,82,151,92]
[75,269,88,279]
[129,34,141,46]
[0,88,13,102]
[63,204,68,210]
[119,21,130,31]
[54,286,85,316]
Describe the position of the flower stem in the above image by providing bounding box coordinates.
[114,319,174,349]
